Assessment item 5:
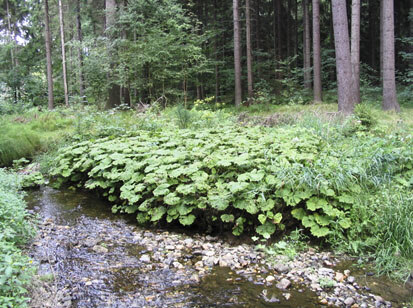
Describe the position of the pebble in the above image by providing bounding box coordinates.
[335,272,345,282]
[265,275,275,283]
[276,278,291,290]
[140,254,151,263]
[274,263,289,273]
[344,297,355,306]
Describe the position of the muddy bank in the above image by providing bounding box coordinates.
[26,187,412,307]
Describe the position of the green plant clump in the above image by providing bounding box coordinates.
[0,169,36,307]
[50,125,412,242]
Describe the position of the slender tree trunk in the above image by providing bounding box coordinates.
[256,0,261,78]
[382,0,400,111]
[410,0,413,71]
[312,0,322,103]
[331,0,356,114]
[368,0,377,72]
[351,0,361,104]
[6,0,17,103]
[276,0,282,64]
[273,0,278,80]
[287,0,291,59]
[303,0,311,90]
[58,0,69,107]
[380,0,383,80]
[213,0,220,102]
[105,0,121,109]
[295,0,298,68]
[246,0,254,100]
[233,0,242,106]
[44,0,54,110]
[76,0,85,101]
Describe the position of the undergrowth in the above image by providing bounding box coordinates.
[0,169,36,307]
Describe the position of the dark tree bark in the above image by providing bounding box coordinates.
[76,0,85,101]
[312,0,322,103]
[213,0,220,102]
[332,0,356,114]
[380,0,383,80]
[58,0,69,106]
[368,0,377,72]
[351,0,361,104]
[105,0,121,109]
[44,0,54,110]
[246,0,254,100]
[6,0,17,103]
[303,0,311,90]
[233,0,242,106]
[382,0,400,111]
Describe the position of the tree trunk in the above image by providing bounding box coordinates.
[6,0,17,103]
[295,0,298,67]
[233,0,242,106]
[382,0,400,111]
[276,0,282,64]
[213,0,220,102]
[312,0,322,103]
[287,0,291,58]
[44,0,54,110]
[368,0,377,73]
[58,0,69,107]
[76,0,85,101]
[246,0,254,100]
[351,0,361,104]
[410,0,413,71]
[303,0,311,90]
[105,0,121,109]
[331,0,356,114]
[380,0,383,80]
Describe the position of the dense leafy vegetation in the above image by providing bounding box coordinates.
[50,121,412,242]
[0,169,35,307]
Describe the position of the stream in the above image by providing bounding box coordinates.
[25,187,412,308]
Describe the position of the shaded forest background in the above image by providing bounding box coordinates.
[0,0,412,111]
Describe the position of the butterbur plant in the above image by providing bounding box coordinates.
[50,124,412,241]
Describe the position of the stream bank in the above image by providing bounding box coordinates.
[25,187,412,307]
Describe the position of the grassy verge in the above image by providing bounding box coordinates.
[0,169,36,307]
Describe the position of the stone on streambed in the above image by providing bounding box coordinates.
[140,254,151,263]
[92,245,108,254]
[276,278,291,290]
[274,263,290,273]
[344,297,355,306]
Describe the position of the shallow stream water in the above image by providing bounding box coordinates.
[25,187,412,308]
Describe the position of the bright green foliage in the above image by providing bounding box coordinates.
[51,124,412,240]
[0,169,36,307]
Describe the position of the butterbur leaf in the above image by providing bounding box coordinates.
[164,193,181,205]
[221,214,235,223]
[151,206,166,221]
[179,214,196,226]
[153,183,170,196]
[256,221,276,239]
[291,208,306,220]
[310,225,330,237]
[314,213,331,226]
[273,212,282,224]
[258,214,267,224]
[338,218,351,229]
[306,197,328,211]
